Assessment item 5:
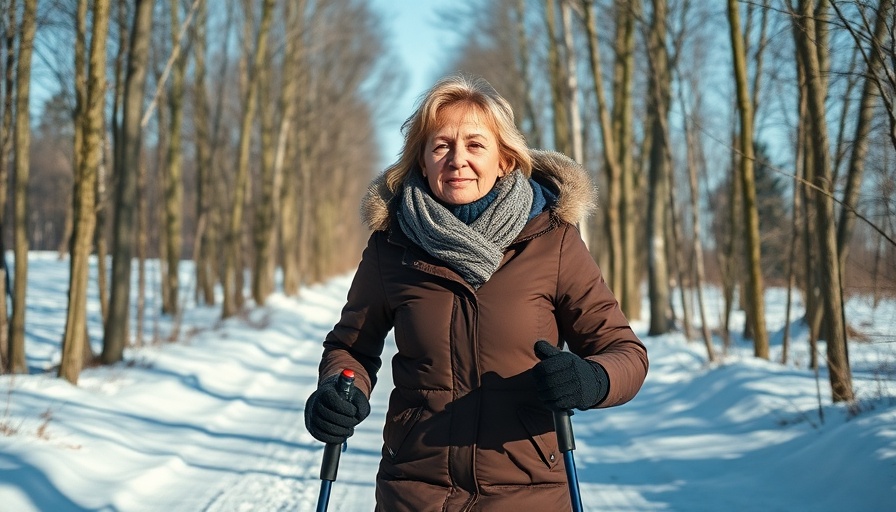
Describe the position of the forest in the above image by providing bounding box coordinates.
[0,0,893,412]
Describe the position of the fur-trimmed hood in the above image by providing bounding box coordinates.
[360,149,596,231]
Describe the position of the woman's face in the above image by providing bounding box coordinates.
[422,104,505,205]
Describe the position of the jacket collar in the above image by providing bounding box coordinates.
[360,149,596,232]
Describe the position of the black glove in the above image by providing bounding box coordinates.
[304,375,371,444]
[532,340,609,411]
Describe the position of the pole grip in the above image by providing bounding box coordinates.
[553,409,576,453]
[319,369,356,482]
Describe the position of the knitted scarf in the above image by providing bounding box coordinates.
[398,170,534,288]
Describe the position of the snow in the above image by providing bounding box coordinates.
[0,252,894,511]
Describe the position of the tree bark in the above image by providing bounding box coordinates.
[582,0,623,291]
[102,0,154,364]
[0,0,17,369]
[544,0,570,156]
[60,0,111,384]
[252,25,276,305]
[222,0,274,318]
[514,0,542,147]
[646,0,672,336]
[7,0,38,374]
[615,0,641,319]
[727,0,770,358]
[162,0,188,316]
[559,0,588,246]
[684,97,715,362]
[793,0,853,402]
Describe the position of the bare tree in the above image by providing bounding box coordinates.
[615,0,642,320]
[161,0,189,316]
[0,0,16,369]
[59,0,111,384]
[221,0,274,318]
[253,0,302,305]
[727,0,770,358]
[581,0,624,292]
[831,0,894,271]
[193,0,233,306]
[791,0,853,402]
[278,1,307,298]
[545,0,571,156]
[645,0,673,335]
[7,0,39,374]
[103,0,154,364]
[251,13,277,306]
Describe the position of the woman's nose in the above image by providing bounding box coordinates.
[448,147,467,168]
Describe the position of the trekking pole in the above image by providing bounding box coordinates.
[553,409,584,512]
[316,369,355,512]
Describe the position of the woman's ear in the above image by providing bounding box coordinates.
[500,155,513,175]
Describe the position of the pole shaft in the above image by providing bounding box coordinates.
[316,481,332,512]
[553,409,583,512]
[563,450,583,512]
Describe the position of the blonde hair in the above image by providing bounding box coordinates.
[383,74,532,193]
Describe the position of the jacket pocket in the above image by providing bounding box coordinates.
[384,390,427,461]
[517,406,560,470]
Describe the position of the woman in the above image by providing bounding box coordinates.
[304,74,648,511]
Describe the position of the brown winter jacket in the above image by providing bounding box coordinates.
[317,150,649,511]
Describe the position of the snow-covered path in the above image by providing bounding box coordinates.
[0,255,894,511]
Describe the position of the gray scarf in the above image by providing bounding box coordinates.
[398,169,533,288]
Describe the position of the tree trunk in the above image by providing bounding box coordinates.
[727,0,769,358]
[684,99,715,362]
[283,50,312,296]
[559,1,588,246]
[793,0,853,402]
[615,0,640,319]
[7,0,38,374]
[258,0,301,303]
[514,0,542,147]
[60,0,111,384]
[101,0,130,327]
[544,0,570,156]
[668,163,693,341]
[582,0,623,292]
[0,1,17,369]
[222,0,274,318]
[252,32,277,305]
[102,0,154,364]
[162,0,188,316]
[646,0,672,336]
[192,0,215,306]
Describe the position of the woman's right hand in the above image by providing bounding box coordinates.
[304,375,371,444]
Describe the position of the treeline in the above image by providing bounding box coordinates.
[0,0,894,407]
[0,0,400,383]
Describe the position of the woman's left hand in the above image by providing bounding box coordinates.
[532,340,609,411]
